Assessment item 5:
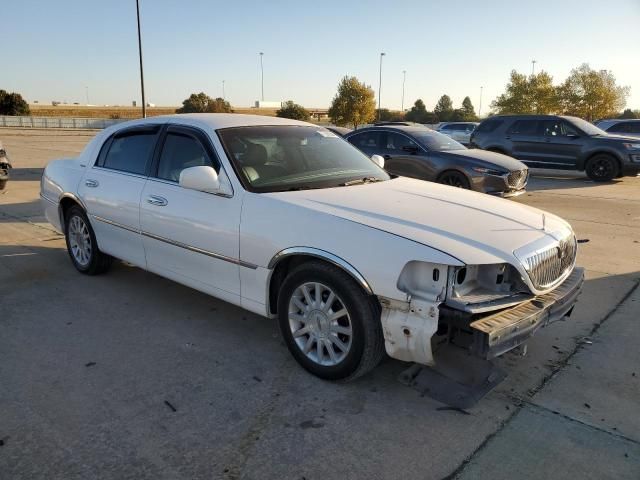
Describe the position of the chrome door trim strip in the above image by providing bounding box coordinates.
[91,214,257,269]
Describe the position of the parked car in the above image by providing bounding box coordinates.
[470,115,640,181]
[594,119,640,138]
[41,114,583,382]
[0,141,11,190]
[345,125,528,196]
[437,122,479,145]
[324,126,352,137]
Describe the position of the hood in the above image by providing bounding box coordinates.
[441,149,527,171]
[594,133,639,142]
[267,177,571,266]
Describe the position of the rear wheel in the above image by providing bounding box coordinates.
[437,170,471,189]
[585,154,618,182]
[64,206,112,275]
[277,261,384,381]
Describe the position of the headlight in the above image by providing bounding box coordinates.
[472,167,505,176]
[445,264,532,313]
[623,143,640,150]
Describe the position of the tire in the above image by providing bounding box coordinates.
[437,170,471,189]
[64,205,112,275]
[585,154,618,182]
[277,261,384,381]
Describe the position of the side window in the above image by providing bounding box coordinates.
[608,122,630,134]
[630,123,640,134]
[475,119,503,133]
[509,120,539,135]
[102,131,157,175]
[157,133,212,182]
[560,122,580,136]
[440,124,452,131]
[348,132,381,149]
[385,132,418,151]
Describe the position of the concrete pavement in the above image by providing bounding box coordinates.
[0,129,638,479]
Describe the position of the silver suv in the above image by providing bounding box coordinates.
[437,122,479,145]
[594,119,640,138]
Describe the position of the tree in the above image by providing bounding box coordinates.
[328,76,376,128]
[405,99,438,124]
[276,101,310,120]
[558,64,629,121]
[434,95,454,122]
[0,89,30,116]
[618,109,639,119]
[460,96,478,121]
[176,92,232,113]
[491,70,560,115]
[376,108,405,122]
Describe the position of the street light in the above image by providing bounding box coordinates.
[259,52,264,102]
[378,52,385,121]
[135,0,146,118]
[401,70,406,112]
[531,59,537,76]
[479,86,483,117]
[222,80,226,101]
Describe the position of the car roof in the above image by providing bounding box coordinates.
[106,113,313,132]
[350,125,434,135]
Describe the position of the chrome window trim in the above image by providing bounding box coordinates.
[91,165,149,180]
[90,214,257,269]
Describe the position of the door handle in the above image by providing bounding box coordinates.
[146,195,168,207]
[85,179,99,188]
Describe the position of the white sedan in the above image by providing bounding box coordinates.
[40,114,584,381]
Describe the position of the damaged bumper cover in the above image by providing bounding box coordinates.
[447,267,585,359]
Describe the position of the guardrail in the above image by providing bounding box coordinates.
[0,115,128,129]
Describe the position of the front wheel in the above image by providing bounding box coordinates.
[64,206,112,275]
[585,155,618,182]
[437,170,471,189]
[277,261,384,381]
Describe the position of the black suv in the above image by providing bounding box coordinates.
[470,115,640,181]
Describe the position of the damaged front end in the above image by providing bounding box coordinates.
[378,259,584,407]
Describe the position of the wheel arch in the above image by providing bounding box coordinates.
[436,168,471,185]
[58,194,87,228]
[266,247,374,316]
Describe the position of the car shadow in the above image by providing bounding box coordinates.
[525,168,626,192]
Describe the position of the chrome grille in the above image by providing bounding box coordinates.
[506,169,528,189]
[522,235,577,290]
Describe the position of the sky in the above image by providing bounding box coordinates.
[4,0,640,112]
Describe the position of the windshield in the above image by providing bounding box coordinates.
[565,117,608,136]
[412,130,466,151]
[217,126,390,192]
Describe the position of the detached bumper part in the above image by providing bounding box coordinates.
[470,267,584,359]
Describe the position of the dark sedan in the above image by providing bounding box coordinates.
[345,125,528,196]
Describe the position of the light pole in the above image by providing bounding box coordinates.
[478,86,483,117]
[531,59,537,76]
[222,80,226,101]
[135,0,146,118]
[85,85,89,105]
[401,70,406,112]
[259,52,264,102]
[378,52,385,121]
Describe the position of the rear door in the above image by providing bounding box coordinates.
[506,119,542,163]
[139,125,242,304]
[78,125,160,268]
[346,131,383,158]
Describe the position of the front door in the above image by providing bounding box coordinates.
[78,125,160,268]
[139,125,242,304]
[538,120,585,167]
[379,131,436,180]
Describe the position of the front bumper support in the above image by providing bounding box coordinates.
[469,267,584,359]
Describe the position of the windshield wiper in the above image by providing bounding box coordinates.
[339,177,384,187]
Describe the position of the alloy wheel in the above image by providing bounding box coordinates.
[68,215,92,267]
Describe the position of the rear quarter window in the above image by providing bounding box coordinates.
[475,119,503,133]
[101,129,159,175]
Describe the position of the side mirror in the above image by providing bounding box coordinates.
[371,154,385,169]
[179,166,222,194]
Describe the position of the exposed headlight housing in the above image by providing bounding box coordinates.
[445,263,532,313]
[472,167,506,176]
